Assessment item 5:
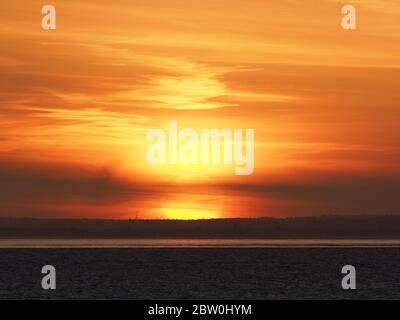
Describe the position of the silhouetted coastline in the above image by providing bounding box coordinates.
[1,215,400,239]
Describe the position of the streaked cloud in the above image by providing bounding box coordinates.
[0,0,399,218]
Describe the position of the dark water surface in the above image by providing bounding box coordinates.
[0,248,400,299]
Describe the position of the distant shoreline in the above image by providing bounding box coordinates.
[1,215,400,240]
[2,238,400,249]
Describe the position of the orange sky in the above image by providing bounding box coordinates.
[0,0,399,219]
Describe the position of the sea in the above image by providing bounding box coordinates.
[0,239,399,299]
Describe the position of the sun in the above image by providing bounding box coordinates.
[160,173,223,220]
[162,202,220,220]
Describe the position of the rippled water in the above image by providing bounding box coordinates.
[1,247,400,299]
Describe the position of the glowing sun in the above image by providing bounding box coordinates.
[162,202,220,220]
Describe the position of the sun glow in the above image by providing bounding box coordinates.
[162,202,220,220]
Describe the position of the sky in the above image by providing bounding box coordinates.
[0,0,399,219]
